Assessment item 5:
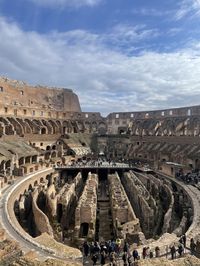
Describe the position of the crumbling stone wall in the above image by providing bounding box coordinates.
[122,171,158,238]
[108,172,141,240]
[32,189,53,237]
[0,77,81,113]
[74,172,98,240]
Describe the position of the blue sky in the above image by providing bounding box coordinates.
[1,0,200,115]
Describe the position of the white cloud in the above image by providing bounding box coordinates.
[131,8,172,17]
[175,0,200,20]
[1,16,200,115]
[26,0,102,8]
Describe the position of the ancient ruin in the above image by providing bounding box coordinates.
[1,77,200,265]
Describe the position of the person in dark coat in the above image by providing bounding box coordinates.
[83,241,90,257]
[170,244,176,260]
[91,253,98,265]
[132,249,138,261]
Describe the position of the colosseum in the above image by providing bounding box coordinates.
[0,76,200,266]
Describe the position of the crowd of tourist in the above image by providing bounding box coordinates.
[82,234,199,265]
[176,169,200,185]
[82,239,138,265]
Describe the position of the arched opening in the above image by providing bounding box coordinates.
[51,151,57,158]
[19,157,24,166]
[5,160,11,169]
[45,153,50,160]
[41,128,46,134]
[46,146,51,151]
[80,223,89,237]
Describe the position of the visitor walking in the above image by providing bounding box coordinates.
[190,238,196,255]
[155,246,160,257]
[83,241,90,257]
[142,247,147,259]
[100,250,106,265]
[132,249,139,261]
[91,253,98,265]
[170,244,176,260]
[122,252,128,266]
[178,243,184,257]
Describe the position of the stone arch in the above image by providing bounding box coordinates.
[16,118,32,134]
[77,121,84,132]
[51,145,56,150]
[98,122,107,134]
[5,160,11,169]
[91,121,97,133]
[0,160,5,172]
[51,151,57,158]
[0,122,5,136]
[84,121,91,133]
[25,119,40,134]
[71,121,78,133]
[7,117,24,136]
[5,124,15,135]
[46,145,51,151]
[19,157,25,166]
[63,120,72,133]
[48,120,58,134]
[41,120,53,134]
[41,127,47,135]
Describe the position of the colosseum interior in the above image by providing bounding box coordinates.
[1,76,200,265]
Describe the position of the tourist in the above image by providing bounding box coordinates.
[123,240,129,253]
[178,243,184,257]
[170,244,176,260]
[155,246,160,257]
[100,250,106,265]
[142,247,147,259]
[91,253,98,265]
[149,250,153,258]
[109,251,116,265]
[127,255,132,266]
[94,241,101,254]
[132,249,139,261]
[190,238,196,255]
[122,252,128,266]
[90,242,95,256]
[83,241,90,257]
[182,234,186,248]
[115,238,121,255]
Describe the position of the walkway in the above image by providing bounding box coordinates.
[98,180,112,241]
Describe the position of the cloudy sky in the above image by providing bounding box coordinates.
[1,0,200,115]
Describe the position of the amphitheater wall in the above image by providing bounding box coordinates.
[32,189,54,236]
